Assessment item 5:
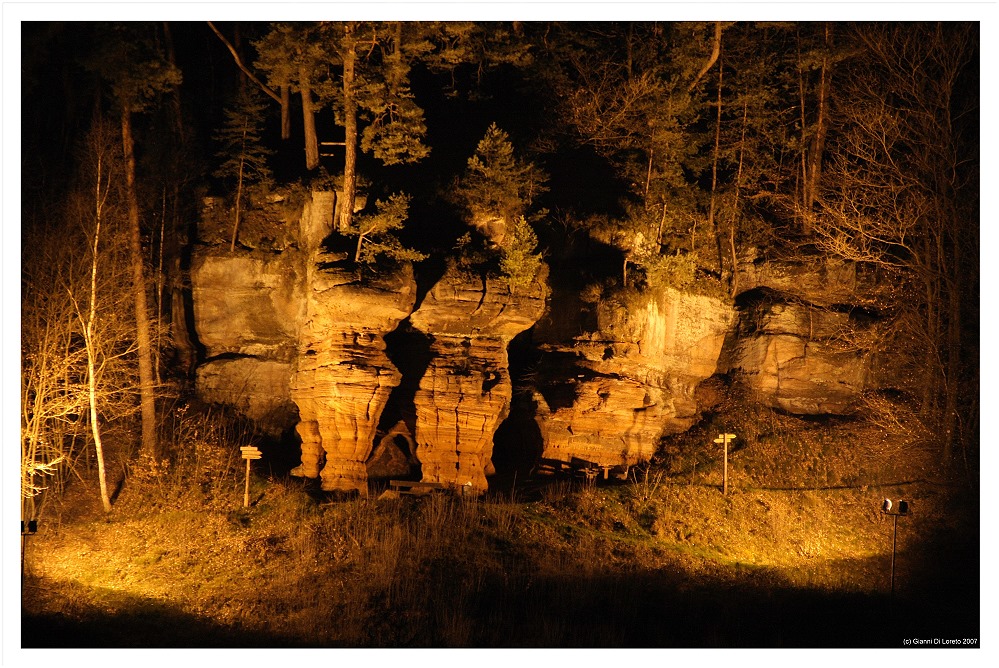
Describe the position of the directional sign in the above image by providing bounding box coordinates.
[713,433,736,496]
[240,446,262,460]
[240,447,261,508]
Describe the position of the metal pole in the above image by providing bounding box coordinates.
[244,457,251,508]
[890,514,898,599]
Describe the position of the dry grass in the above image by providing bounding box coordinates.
[21,400,978,648]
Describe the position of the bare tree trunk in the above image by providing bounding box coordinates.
[300,66,319,171]
[155,189,165,385]
[795,28,809,224]
[803,23,832,235]
[338,24,359,232]
[121,104,158,458]
[86,151,111,513]
[281,85,291,140]
[688,22,723,93]
[230,120,247,252]
[208,21,282,106]
[708,51,724,275]
[162,22,185,144]
[728,99,748,298]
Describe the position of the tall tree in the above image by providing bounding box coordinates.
[254,22,324,169]
[214,87,273,251]
[316,21,432,231]
[87,23,181,458]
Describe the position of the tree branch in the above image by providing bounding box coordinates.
[687,22,723,93]
[207,22,282,104]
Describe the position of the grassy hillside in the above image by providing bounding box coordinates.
[20,401,979,649]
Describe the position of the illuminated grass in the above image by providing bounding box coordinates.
[23,403,977,647]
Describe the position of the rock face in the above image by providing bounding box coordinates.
[191,190,417,493]
[533,287,734,467]
[722,254,878,414]
[408,265,548,492]
[289,263,416,493]
[191,190,889,489]
[190,250,305,436]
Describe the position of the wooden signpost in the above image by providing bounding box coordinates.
[240,446,262,507]
[713,433,736,495]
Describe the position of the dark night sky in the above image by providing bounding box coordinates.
[4,3,999,664]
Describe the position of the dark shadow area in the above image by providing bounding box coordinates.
[379,320,435,461]
[22,536,978,649]
[21,578,305,649]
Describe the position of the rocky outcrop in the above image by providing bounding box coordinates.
[722,253,878,415]
[533,287,734,468]
[190,250,305,436]
[289,263,416,493]
[190,190,890,487]
[722,300,868,414]
[734,254,874,308]
[192,190,418,494]
[408,265,548,493]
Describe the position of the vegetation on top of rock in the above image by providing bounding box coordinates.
[347,192,427,264]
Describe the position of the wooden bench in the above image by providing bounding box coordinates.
[389,480,446,496]
[533,458,571,476]
[533,457,631,481]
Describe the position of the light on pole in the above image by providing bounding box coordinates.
[882,498,910,599]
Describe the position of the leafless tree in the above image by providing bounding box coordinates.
[813,22,978,465]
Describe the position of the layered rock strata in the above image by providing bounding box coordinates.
[408,266,548,493]
[192,190,418,493]
[723,254,879,414]
[290,263,416,493]
[533,288,734,468]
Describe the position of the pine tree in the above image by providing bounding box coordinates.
[499,215,543,293]
[348,192,426,264]
[454,123,546,246]
[214,87,273,252]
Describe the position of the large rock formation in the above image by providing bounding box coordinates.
[722,253,879,414]
[190,243,306,436]
[533,287,734,468]
[191,189,417,493]
[190,190,891,488]
[408,265,548,492]
[290,262,416,493]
